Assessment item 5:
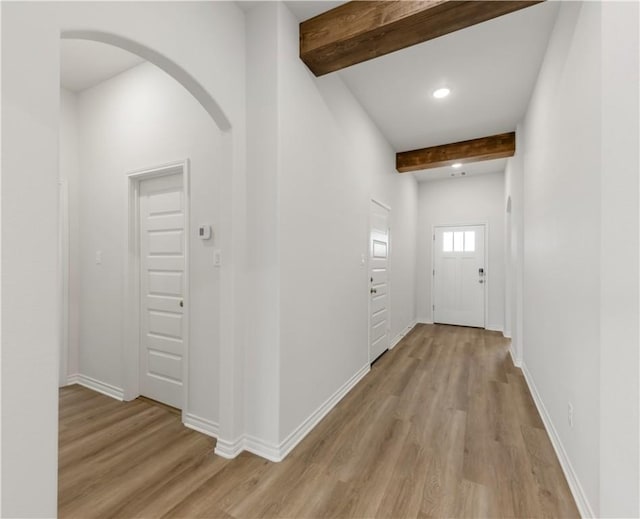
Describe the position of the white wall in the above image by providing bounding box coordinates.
[244,3,280,446]
[1,3,246,515]
[244,2,418,450]
[278,2,416,441]
[2,8,61,515]
[517,1,639,516]
[521,4,602,512]
[60,89,81,380]
[599,1,638,516]
[416,172,505,330]
[63,61,223,425]
[277,2,418,442]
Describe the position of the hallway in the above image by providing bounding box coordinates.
[59,324,578,518]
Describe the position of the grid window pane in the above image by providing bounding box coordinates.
[454,231,464,252]
[464,231,475,252]
[443,232,453,252]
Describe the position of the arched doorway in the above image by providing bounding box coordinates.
[58,35,228,400]
[57,34,234,512]
[61,31,231,131]
[2,5,246,514]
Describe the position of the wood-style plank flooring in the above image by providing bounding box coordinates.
[59,324,579,518]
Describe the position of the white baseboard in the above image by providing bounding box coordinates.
[486,325,504,333]
[416,320,433,325]
[244,435,281,462]
[214,434,282,462]
[390,320,417,349]
[521,363,594,518]
[66,373,80,386]
[72,377,222,443]
[276,363,370,460]
[214,364,370,463]
[214,436,245,459]
[73,373,124,401]
[509,345,522,368]
[503,329,512,339]
[184,413,219,438]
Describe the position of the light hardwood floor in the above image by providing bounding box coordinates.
[59,324,579,518]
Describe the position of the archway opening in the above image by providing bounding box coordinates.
[58,35,226,515]
[61,31,231,131]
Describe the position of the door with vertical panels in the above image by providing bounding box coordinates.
[139,174,185,409]
[433,225,485,328]
[369,201,390,363]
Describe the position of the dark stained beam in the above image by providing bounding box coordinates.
[300,1,543,76]
[396,132,516,172]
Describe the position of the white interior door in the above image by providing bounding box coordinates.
[433,225,485,328]
[369,201,390,363]
[139,173,185,409]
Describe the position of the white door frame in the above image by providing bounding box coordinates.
[368,198,391,363]
[124,160,190,420]
[58,179,70,387]
[431,222,489,328]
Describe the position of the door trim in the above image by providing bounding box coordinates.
[431,222,488,328]
[368,198,391,364]
[58,179,69,386]
[124,160,190,421]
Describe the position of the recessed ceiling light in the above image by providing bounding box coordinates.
[432,87,451,99]
[452,163,462,168]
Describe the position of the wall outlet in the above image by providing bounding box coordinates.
[568,402,574,428]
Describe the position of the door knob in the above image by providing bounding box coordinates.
[179,300,184,307]
[370,288,377,294]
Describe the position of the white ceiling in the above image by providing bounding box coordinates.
[60,39,145,92]
[338,2,559,154]
[412,158,507,183]
[285,0,346,20]
[286,1,558,181]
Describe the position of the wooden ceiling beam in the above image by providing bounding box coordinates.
[300,1,543,76]
[396,132,516,173]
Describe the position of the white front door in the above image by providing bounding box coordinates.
[369,201,390,363]
[139,173,185,409]
[433,225,485,328]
